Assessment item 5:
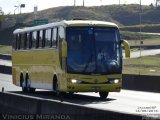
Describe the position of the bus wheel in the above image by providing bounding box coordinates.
[20,74,27,92]
[99,92,109,100]
[25,74,35,93]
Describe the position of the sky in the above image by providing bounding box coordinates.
[0,0,156,14]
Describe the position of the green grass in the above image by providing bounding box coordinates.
[0,45,12,54]
[123,54,160,76]
[128,38,160,46]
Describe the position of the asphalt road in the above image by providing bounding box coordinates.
[0,59,12,66]
[0,73,160,116]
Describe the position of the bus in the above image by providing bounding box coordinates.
[12,20,130,99]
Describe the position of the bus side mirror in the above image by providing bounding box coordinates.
[62,40,67,58]
[121,39,130,58]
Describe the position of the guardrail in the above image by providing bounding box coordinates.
[0,65,12,74]
[0,92,141,120]
[122,74,160,92]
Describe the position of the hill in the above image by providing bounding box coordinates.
[1,4,160,45]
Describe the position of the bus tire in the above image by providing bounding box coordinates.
[20,73,27,92]
[99,92,109,100]
[25,74,35,93]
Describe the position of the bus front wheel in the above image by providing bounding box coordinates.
[99,92,109,100]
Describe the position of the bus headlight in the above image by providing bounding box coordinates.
[108,78,120,84]
[71,79,82,84]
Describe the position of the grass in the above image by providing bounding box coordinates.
[128,38,160,46]
[120,24,160,33]
[0,45,12,55]
[123,54,160,76]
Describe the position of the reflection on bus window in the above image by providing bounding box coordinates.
[52,28,58,47]
[46,29,51,47]
[59,26,65,40]
[32,31,37,48]
[39,30,43,48]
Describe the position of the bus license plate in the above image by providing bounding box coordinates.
[91,86,100,91]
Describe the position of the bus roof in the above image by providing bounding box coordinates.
[13,20,118,34]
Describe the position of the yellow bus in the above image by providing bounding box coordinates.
[12,20,130,99]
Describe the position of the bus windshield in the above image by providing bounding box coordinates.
[66,27,122,75]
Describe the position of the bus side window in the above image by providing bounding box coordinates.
[20,33,25,50]
[36,31,40,48]
[52,28,58,47]
[26,32,30,49]
[24,33,27,50]
[39,30,43,48]
[59,26,65,40]
[13,34,18,50]
[45,29,51,47]
[29,32,32,49]
[32,31,37,48]
[42,29,46,48]
[18,34,21,50]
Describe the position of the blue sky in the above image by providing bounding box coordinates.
[0,0,156,14]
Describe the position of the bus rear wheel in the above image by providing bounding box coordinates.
[25,74,35,93]
[99,92,109,100]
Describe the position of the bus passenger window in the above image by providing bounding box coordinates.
[52,28,58,47]
[13,34,18,50]
[45,29,51,47]
[24,33,27,49]
[42,30,46,48]
[18,34,21,50]
[59,26,65,40]
[20,33,25,49]
[29,32,32,49]
[36,31,40,48]
[39,30,43,48]
[26,33,30,49]
[32,31,37,48]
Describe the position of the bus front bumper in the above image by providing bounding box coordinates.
[67,83,121,92]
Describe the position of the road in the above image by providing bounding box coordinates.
[130,49,160,58]
[0,59,12,66]
[0,73,160,116]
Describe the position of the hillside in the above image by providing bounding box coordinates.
[1,4,160,45]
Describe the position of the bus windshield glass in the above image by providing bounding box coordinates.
[66,27,122,74]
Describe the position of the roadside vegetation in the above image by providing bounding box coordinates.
[120,31,160,47]
[123,54,160,76]
[120,24,160,33]
[0,45,12,54]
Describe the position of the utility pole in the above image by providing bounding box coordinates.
[20,4,25,14]
[156,0,160,7]
[119,0,120,6]
[74,0,76,6]
[83,0,84,6]
[139,0,142,75]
